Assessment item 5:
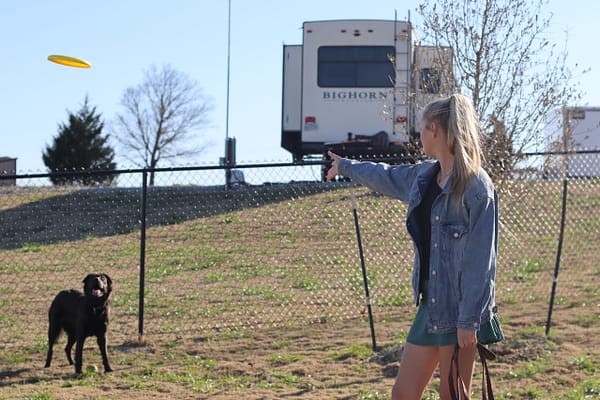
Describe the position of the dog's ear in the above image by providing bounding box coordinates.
[82,274,94,288]
[103,274,113,290]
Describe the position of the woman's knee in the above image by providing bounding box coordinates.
[391,381,421,400]
[391,344,439,400]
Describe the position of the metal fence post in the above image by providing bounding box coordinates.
[545,178,568,336]
[350,188,377,352]
[138,169,148,343]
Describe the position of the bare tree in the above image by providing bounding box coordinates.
[416,0,587,181]
[114,64,213,185]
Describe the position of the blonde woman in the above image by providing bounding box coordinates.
[327,94,502,400]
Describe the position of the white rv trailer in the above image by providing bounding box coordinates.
[281,19,453,162]
[563,107,600,177]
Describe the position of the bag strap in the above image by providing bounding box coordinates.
[449,345,470,400]
[449,343,497,400]
[477,343,496,400]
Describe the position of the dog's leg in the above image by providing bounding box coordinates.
[65,334,76,365]
[97,335,113,372]
[44,319,61,368]
[44,347,53,368]
[74,336,86,374]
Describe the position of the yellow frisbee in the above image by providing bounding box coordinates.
[47,54,92,68]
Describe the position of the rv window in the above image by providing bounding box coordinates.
[420,68,441,94]
[318,46,395,88]
[569,110,586,120]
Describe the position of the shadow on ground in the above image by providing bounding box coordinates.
[0,183,343,250]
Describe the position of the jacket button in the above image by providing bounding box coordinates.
[433,325,438,331]
[453,232,459,238]
[433,243,438,248]
[435,216,440,221]
[431,270,437,276]
[431,298,436,304]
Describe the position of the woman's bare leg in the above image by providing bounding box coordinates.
[438,344,477,400]
[391,343,440,400]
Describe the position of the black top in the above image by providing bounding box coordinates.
[414,176,442,290]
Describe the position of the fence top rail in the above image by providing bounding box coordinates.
[0,162,301,180]
[522,149,600,156]
[0,156,420,180]
[1,150,599,180]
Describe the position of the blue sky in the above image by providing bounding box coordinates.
[1,0,598,174]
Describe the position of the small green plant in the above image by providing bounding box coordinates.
[269,369,301,384]
[507,357,550,379]
[356,388,388,399]
[520,387,542,398]
[292,278,320,291]
[389,331,408,346]
[219,215,238,224]
[571,355,597,373]
[512,257,544,283]
[575,313,598,328]
[186,355,217,368]
[26,391,54,400]
[204,272,225,283]
[267,353,301,366]
[581,378,600,397]
[19,243,43,253]
[561,378,600,400]
[330,342,372,361]
[83,364,100,377]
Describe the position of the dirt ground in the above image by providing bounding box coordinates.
[1,183,599,399]
[1,298,598,400]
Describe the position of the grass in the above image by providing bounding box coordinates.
[506,357,550,379]
[0,181,599,399]
[330,342,373,361]
[571,355,598,374]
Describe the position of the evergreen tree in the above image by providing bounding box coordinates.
[43,97,117,186]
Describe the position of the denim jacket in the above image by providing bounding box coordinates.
[338,158,498,333]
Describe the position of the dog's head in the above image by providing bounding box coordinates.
[83,273,113,301]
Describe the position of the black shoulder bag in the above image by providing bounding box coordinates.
[449,343,497,400]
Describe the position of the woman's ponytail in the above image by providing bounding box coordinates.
[423,94,483,204]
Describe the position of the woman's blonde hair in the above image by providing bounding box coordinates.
[422,93,483,203]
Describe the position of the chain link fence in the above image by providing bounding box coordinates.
[0,152,599,355]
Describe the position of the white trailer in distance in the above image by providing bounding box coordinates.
[562,107,600,178]
[281,19,453,165]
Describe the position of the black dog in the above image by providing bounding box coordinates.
[44,273,113,374]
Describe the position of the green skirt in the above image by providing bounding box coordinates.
[406,283,504,346]
[406,295,457,346]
